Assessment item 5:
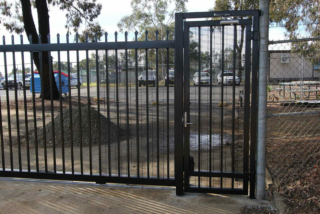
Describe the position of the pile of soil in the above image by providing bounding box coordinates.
[27,106,126,147]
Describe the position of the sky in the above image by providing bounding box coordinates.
[0,0,288,73]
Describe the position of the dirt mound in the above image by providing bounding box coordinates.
[28,106,126,147]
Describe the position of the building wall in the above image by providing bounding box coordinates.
[269,52,320,82]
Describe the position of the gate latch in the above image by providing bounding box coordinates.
[183,112,194,128]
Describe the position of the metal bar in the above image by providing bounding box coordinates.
[181,10,259,19]
[220,26,225,189]
[189,171,245,178]
[57,35,65,174]
[0,41,175,52]
[105,33,111,177]
[125,32,130,178]
[156,30,160,179]
[166,31,170,180]
[115,32,120,177]
[76,34,83,175]
[0,79,5,171]
[39,36,48,173]
[269,37,320,44]
[209,26,213,188]
[85,34,92,176]
[3,37,13,171]
[243,24,252,195]
[0,171,176,186]
[29,35,39,172]
[67,34,74,175]
[231,25,237,190]
[20,36,30,172]
[12,36,22,171]
[268,111,320,117]
[145,31,150,179]
[183,26,191,191]
[174,13,184,196]
[185,187,245,194]
[197,26,201,188]
[134,32,140,178]
[95,34,101,176]
[250,21,259,199]
[48,35,56,173]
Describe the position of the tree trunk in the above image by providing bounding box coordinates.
[20,0,60,100]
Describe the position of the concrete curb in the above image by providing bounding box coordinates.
[265,167,288,214]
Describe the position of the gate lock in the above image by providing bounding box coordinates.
[183,112,194,128]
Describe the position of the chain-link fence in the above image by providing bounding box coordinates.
[266,40,320,211]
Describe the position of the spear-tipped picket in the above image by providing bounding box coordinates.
[105,32,108,42]
[28,34,32,44]
[145,30,148,41]
[115,31,118,42]
[166,30,169,40]
[135,31,138,42]
[125,31,128,42]
[76,33,79,43]
[156,30,159,41]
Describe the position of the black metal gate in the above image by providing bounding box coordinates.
[174,11,259,197]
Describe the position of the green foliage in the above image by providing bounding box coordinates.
[269,0,319,59]
[117,0,186,39]
[0,0,103,42]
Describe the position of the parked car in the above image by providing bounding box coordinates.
[1,74,31,90]
[217,71,240,85]
[193,72,210,86]
[138,70,156,87]
[0,77,4,89]
[165,69,175,86]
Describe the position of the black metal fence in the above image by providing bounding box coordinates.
[0,31,176,186]
[0,11,258,198]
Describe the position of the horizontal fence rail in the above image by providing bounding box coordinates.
[0,32,176,186]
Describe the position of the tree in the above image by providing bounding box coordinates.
[213,0,320,70]
[0,0,103,99]
[269,0,320,61]
[117,0,187,78]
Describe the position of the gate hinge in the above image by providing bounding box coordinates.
[251,31,259,41]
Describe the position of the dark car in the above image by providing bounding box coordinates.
[165,69,174,86]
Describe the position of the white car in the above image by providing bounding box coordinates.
[1,74,31,90]
[217,71,240,85]
[193,72,210,86]
[138,70,156,87]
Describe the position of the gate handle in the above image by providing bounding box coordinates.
[183,112,194,128]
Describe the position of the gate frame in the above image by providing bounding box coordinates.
[174,10,259,198]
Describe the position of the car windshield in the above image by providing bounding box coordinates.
[195,72,209,77]
[141,71,155,75]
[223,73,233,77]
[25,74,31,78]
[169,71,174,75]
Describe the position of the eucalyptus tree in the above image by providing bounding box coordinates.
[117,0,187,78]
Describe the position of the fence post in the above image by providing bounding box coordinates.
[257,0,269,200]
[174,12,184,196]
